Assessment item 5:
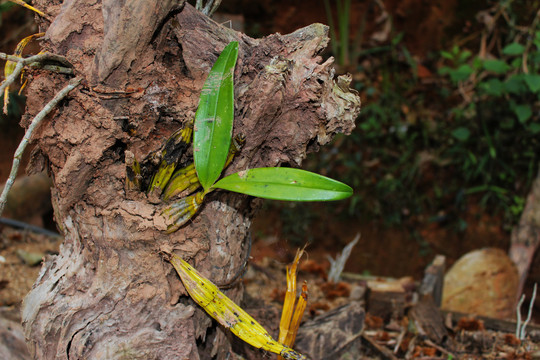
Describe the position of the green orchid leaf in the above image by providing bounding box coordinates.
[194,41,239,190]
[212,167,353,201]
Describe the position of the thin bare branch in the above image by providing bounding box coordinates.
[195,0,222,16]
[28,63,74,75]
[203,0,222,16]
[0,77,82,216]
[327,233,360,283]
[516,293,525,338]
[520,282,538,339]
[1,52,74,113]
[1,52,73,96]
[0,51,72,66]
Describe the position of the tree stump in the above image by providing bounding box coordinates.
[21,1,360,358]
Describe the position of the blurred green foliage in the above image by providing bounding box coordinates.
[272,0,540,242]
[434,2,540,226]
[361,1,536,227]
[0,92,26,126]
[322,0,360,68]
[0,2,16,19]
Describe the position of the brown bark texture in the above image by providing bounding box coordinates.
[20,1,360,359]
[509,167,540,298]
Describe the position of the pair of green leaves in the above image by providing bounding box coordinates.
[193,41,353,202]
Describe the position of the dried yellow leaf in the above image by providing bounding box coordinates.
[278,247,304,344]
[278,248,307,360]
[3,32,44,113]
[168,253,306,359]
[8,0,45,16]
[285,281,308,347]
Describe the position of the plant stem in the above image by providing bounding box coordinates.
[0,77,82,216]
[322,0,339,60]
[341,0,351,67]
[0,51,71,66]
[1,52,73,95]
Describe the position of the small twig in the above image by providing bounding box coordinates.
[195,0,222,16]
[519,283,538,340]
[424,338,455,358]
[204,0,222,16]
[1,52,74,113]
[405,334,418,358]
[516,292,526,338]
[329,332,362,356]
[393,328,406,354]
[28,63,74,75]
[361,333,399,360]
[327,233,360,283]
[0,77,82,216]
[521,9,540,74]
[0,51,71,66]
[0,52,73,96]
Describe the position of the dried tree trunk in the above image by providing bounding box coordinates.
[21,1,360,359]
[509,167,540,299]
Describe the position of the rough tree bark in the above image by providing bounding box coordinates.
[21,1,360,359]
[509,167,540,299]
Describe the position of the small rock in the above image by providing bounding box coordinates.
[442,248,518,319]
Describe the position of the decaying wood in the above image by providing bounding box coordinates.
[367,288,406,323]
[442,310,540,342]
[409,297,452,348]
[20,1,360,359]
[409,255,452,350]
[366,277,414,322]
[0,306,30,360]
[419,255,445,307]
[509,166,540,298]
[295,301,365,359]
